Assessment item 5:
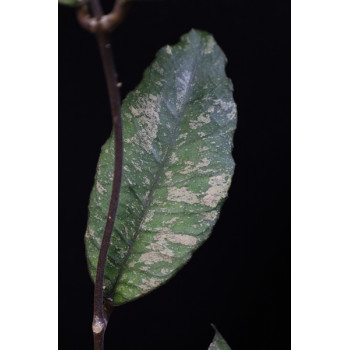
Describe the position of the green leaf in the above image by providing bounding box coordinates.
[208,325,232,350]
[85,29,237,306]
[58,0,79,6]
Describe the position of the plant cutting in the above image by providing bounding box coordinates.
[59,1,237,349]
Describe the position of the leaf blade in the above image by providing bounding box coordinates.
[85,29,237,305]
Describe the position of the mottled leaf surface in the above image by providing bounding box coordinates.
[208,327,232,350]
[85,29,237,306]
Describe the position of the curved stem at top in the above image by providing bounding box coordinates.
[90,0,104,19]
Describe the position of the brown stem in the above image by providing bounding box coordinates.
[92,30,123,350]
[90,0,104,19]
[76,1,128,349]
[77,1,129,33]
[77,4,98,32]
[101,1,130,32]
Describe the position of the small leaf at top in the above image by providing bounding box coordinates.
[85,29,237,306]
[58,0,79,6]
[208,325,232,350]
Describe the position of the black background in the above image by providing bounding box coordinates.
[59,0,290,349]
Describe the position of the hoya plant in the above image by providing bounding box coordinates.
[60,1,237,349]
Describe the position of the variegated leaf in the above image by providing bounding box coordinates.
[85,29,237,306]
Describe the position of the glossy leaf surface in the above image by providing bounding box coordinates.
[85,29,237,306]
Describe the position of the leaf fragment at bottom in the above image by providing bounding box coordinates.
[208,324,232,350]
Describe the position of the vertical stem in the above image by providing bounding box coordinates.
[76,0,129,348]
[92,29,123,350]
[86,1,125,349]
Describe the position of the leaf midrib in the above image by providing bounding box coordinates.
[108,52,199,300]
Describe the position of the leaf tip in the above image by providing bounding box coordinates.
[210,323,217,331]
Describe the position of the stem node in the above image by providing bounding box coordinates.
[92,316,106,335]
